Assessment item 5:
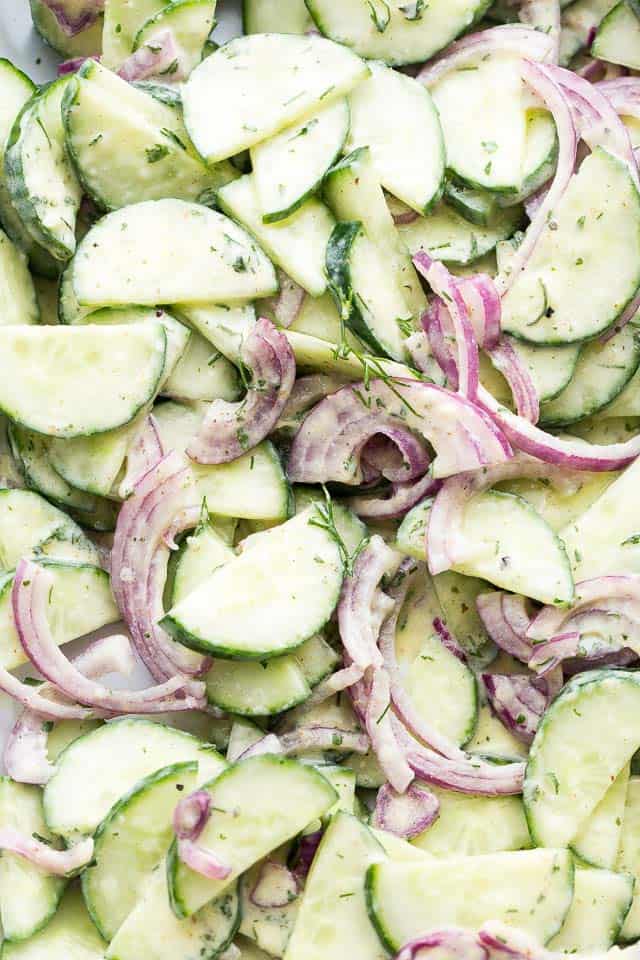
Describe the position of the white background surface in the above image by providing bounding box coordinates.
[0,0,243,756]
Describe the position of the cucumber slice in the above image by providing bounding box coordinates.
[525,670,640,848]
[102,0,166,69]
[561,455,640,580]
[1,886,104,960]
[560,0,619,64]
[218,174,335,297]
[28,0,103,58]
[84,761,210,939]
[540,324,640,426]
[0,324,166,438]
[63,60,235,212]
[283,812,388,960]
[367,848,574,952]
[43,718,226,838]
[72,199,277,309]
[592,0,640,68]
[47,719,102,764]
[502,148,640,343]
[134,0,216,78]
[394,566,478,746]
[467,703,529,763]
[444,180,500,227]
[324,146,426,320]
[162,330,240,403]
[306,0,491,65]
[294,633,339,686]
[284,330,415,381]
[153,401,292,520]
[47,420,137,498]
[411,786,531,856]
[236,937,273,960]
[183,33,369,163]
[106,865,239,960]
[177,302,256,365]
[398,200,523,266]
[243,0,312,33]
[0,779,65,943]
[5,77,82,263]
[448,489,574,604]
[345,61,445,214]
[162,507,344,659]
[0,488,97,571]
[498,471,616,534]
[287,291,360,351]
[572,763,630,869]
[549,866,634,952]
[0,560,117,671]
[326,220,412,360]
[0,59,56,280]
[617,777,640,939]
[252,99,350,224]
[431,53,529,195]
[8,424,99,513]
[171,522,234,602]
[227,718,265,762]
[0,228,38,326]
[167,756,338,917]
[205,658,311,716]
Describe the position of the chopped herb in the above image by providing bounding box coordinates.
[35,116,51,148]
[623,533,640,546]
[396,316,414,338]
[367,0,391,32]
[482,140,498,153]
[577,215,586,228]
[308,486,367,577]
[399,0,426,19]
[88,133,103,147]
[160,128,187,151]
[484,161,492,176]
[145,144,170,163]
[376,701,391,725]
[160,59,179,76]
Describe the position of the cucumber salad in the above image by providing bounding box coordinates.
[6,0,640,959]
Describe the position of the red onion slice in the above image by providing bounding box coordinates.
[417,25,555,87]
[288,378,512,486]
[365,668,414,794]
[57,55,100,76]
[414,255,479,400]
[306,663,365,707]
[264,270,306,328]
[478,384,640,470]
[13,559,204,713]
[476,592,534,663]
[481,673,549,744]
[362,433,431,483]
[496,60,578,298]
[347,471,440,521]
[187,318,296,464]
[119,414,163,499]
[4,634,136,786]
[396,930,488,960]
[118,31,184,83]
[277,374,347,432]
[478,924,547,960]
[458,274,502,352]
[338,536,403,673]
[371,781,440,840]
[249,860,299,908]
[173,789,231,881]
[111,451,209,681]
[487,338,540,424]
[42,0,104,37]
[527,575,640,641]
[291,830,322,884]
[0,829,93,877]
[279,726,369,756]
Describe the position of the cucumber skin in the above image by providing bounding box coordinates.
[325,219,394,358]
[364,863,397,954]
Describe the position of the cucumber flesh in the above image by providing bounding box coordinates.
[524,670,640,848]
[346,61,445,214]
[592,0,640,68]
[616,776,640,939]
[134,0,216,78]
[106,865,240,960]
[182,33,369,163]
[572,763,630,869]
[501,148,640,344]
[168,755,338,917]
[0,228,38,326]
[398,200,523,267]
[43,718,226,838]
[367,848,574,952]
[411,785,531,857]
[283,812,388,960]
[549,865,634,952]
[243,0,313,33]
[71,199,278,309]
[162,507,343,660]
[1,886,104,960]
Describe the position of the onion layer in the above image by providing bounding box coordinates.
[0,829,93,877]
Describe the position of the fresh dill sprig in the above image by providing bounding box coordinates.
[308,486,367,578]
